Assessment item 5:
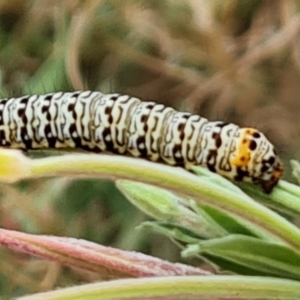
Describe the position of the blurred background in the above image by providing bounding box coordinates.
[0,0,300,298]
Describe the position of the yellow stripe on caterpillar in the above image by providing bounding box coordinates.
[231,128,258,168]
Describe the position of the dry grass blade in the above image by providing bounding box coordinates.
[186,14,300,108]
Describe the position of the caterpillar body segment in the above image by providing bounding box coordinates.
[0,90,283,193]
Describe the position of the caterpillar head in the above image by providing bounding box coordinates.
[232,128,283,194]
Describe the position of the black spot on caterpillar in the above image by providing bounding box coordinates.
[0,91,283,193]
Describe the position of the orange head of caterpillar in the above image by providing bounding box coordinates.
[231,128,283,194]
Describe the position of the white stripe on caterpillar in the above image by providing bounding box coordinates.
[0,90,283,193]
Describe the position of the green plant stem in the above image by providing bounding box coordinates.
[17,275,300,300]
[28,154,300,251]
[236,180,300,215]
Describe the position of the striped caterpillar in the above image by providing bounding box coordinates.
[0,90,283,193]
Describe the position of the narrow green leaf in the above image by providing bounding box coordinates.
[291,160,300,184]
[236,180,300,217]
[183,235,300,280]
[195,204,257,236]
[191,165,245,195]
[117,180,227,239]
[137,221,204,244]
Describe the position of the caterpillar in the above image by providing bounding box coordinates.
[0,90,283,193]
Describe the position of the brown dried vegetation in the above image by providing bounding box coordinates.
[0,0,300,298]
